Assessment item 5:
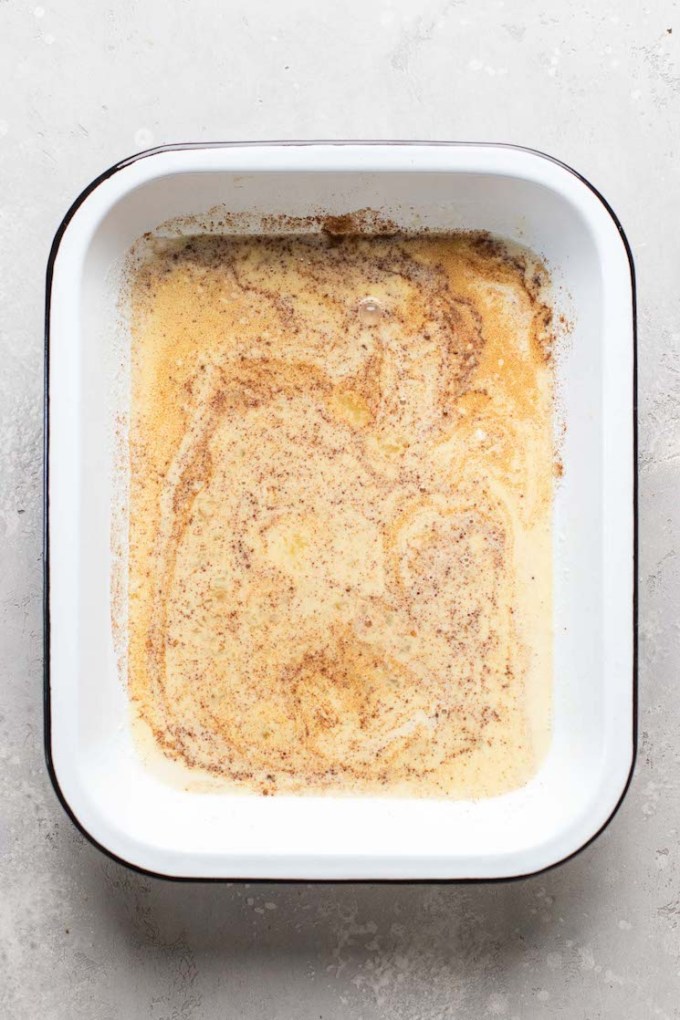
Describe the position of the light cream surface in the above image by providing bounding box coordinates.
[127,230,554,797]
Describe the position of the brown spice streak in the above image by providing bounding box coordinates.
[126,230,555,798]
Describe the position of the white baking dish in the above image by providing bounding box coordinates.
[45,142,636,880]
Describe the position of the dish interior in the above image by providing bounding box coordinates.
[125,230,555,800]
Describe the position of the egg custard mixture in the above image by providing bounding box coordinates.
[125,227,556,798]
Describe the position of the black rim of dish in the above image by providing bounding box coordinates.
[43,141,638,883]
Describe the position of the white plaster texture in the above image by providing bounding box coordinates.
[0,0,677,1017]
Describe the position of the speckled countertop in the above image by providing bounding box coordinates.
[0,1,677,1017]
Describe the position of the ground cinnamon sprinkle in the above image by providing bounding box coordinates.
[125,229,555,798]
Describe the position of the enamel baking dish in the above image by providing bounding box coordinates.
[45,142,636,880]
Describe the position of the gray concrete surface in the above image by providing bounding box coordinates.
[0,0,677,1016]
